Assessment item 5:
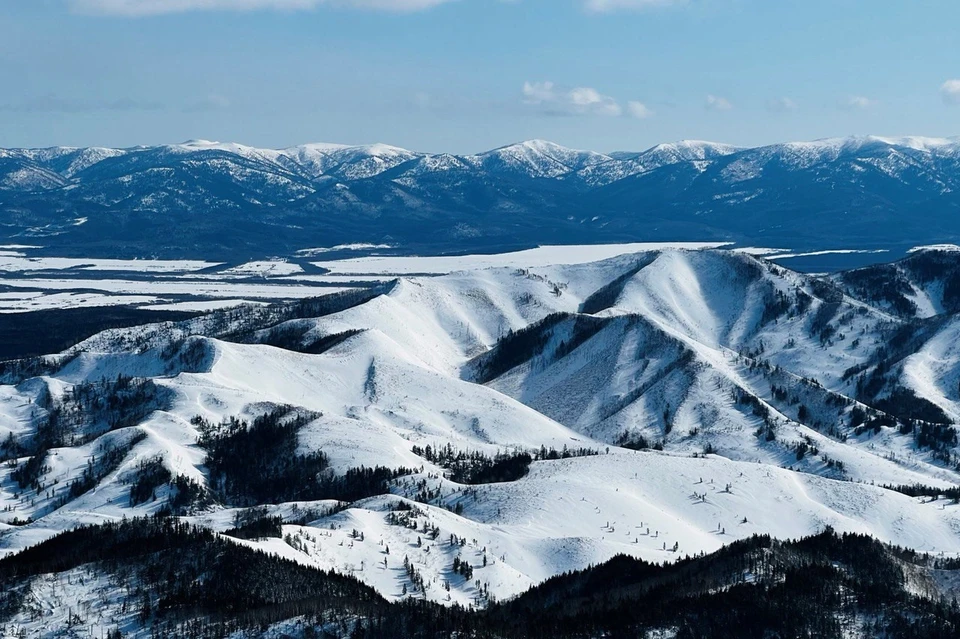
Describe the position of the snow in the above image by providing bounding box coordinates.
[909,244,960,254]
[0,292,159,313]
[9,135,960,197]
[215,451,960,606]
[861,135,960,151]
[732,247,791,256]
[296,243,394,256]
[282,142,420,179]
[476,140,612,178]
[220,260,304,277]
[275,274,393,284]
[0,566,135,637]
[0,256,220,273]
[768,249,891,260]
[644,140,742,159]
[140,299,269,312]
[901,317,960,422]
[4,247,960,614]
[0,278,352,300]
[312,243,730,275]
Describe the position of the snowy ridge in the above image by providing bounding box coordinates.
[6,135,960,259]
[476,140,613,179]
[7,135,960,190]
[4,247,960,616]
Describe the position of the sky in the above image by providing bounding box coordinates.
[0,0,958,153]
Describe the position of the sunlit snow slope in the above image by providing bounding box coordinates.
[3,246,960,608]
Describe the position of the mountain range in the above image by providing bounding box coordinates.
[4,245,960,635]
[3,136,960,258]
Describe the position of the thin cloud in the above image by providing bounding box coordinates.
[73,0,698,15]
[0,94,164,113]
[766,97,798,113]
[183,94,232,113]
[705,94,732,111]
[842,95,877,110]
[522,81,558,104]
[568,87,622,117]
[69,0,455,16]
[584,0,686,12]
[941,80,960,105]
[627,101,654,119]
[523,81,624,117]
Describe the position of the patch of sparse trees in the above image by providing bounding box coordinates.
[195,408,412,507]
[3,521,960,638]
[412,443,598,485]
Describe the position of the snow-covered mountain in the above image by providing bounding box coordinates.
[473,139,613,179]
[3,135,960,258]
[4,246,960,635]
[580,139,741,185]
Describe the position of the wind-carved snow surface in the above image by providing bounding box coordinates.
[6,247,960,615]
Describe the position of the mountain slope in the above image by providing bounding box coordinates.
[4,522,958,638]
[4,247,960,618]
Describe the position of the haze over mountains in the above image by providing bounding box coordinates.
[3,136,960,258]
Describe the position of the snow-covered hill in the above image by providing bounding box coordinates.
[4,246,960,625]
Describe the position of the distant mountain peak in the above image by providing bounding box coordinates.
[478,139,612,178]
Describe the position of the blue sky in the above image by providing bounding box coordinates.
[1,0,958,152]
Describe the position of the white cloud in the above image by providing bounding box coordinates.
[842,95,877,110]
[69,0,454,16]
[627,101,654,119]
[766,97,797,113]
[584,0,685,12]
[941,80,960,105]
[568,87,622,116]
[522,81,558,104]
[522,81,626,118]
[705,94,732,111]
